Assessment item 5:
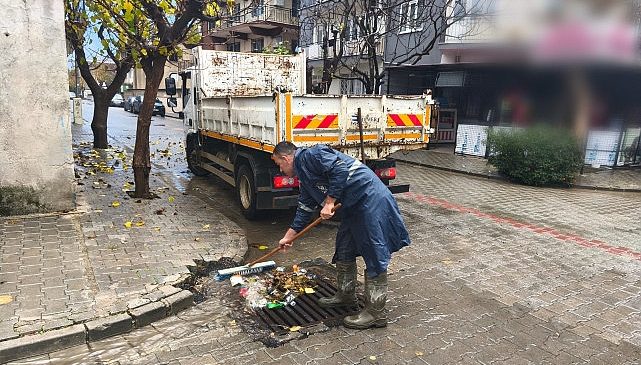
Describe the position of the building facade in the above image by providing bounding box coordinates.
[201,0,300,53]
[0,0,75,214]
[299,0,387,94]
[384,0,641,158]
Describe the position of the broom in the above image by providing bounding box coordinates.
[216,203,342,279]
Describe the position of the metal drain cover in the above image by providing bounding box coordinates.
[254,278,364,335]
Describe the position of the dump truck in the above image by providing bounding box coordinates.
[170,47,434,219]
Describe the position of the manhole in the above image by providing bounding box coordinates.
[254,277,364,335]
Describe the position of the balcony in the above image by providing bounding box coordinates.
[305,39,385,60]
[209,5,299,35]
[442,16,495,44]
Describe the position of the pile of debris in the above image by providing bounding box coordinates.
[229,265,318,309]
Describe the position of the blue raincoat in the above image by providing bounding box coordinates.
[290,145,410,277]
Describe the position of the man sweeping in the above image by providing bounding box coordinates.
[272,142,410,329]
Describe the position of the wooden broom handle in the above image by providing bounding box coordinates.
[247,203,342,267]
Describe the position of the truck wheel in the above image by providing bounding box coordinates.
[185,135,210,177]
[236,164,258,220]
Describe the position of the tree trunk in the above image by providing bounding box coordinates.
[91,94,110,149]
[132,56,168,198]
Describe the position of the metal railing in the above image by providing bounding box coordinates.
[216,5,299,29]
[305,39,384,60]
[442,16,494,43]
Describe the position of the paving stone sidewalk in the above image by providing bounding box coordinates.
[391,148,641,192]
[11,164,641,364]
[0,123,246,360]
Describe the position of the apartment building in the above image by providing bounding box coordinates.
[385,0,641,154]
[201,0,300,53]
[299,0,387,94]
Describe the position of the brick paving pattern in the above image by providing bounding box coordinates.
[10,156,641,364]
[0,122,245,344]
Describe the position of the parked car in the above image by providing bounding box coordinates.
[132,96,165,117]
[124,96,136,112]
[110,94,124,107]
[153,99,166,117]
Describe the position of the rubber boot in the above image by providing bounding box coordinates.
[343,271,387,329]
[319,261,357,308]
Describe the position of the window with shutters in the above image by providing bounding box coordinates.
[340,79,365,95]
[400,0,421,33]
[227,42,241,52]
[252,0,264,17]
[251,38,265,52]
[346,17,360,41]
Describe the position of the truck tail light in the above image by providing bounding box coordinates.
[273,176,299,189]
[375,167,396,180]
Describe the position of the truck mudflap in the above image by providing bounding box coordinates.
[271,195,299,209]
[387,184,410,194]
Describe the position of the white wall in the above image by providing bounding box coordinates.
[0,1,75,214]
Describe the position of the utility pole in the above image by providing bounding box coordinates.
[75,57,80,96]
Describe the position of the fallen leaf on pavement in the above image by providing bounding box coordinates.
[0,295,13,305]
[415,351,424,356]
[202,224,210,230]
[135,221,145,227]
[111,201,120,208]
[168,196,175,203]
[124,221,133,228]
[289,326,301,332]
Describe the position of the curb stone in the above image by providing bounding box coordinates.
[0,289,195,363]
[395,158,641,193]
[0,324,86,364]
[163,290,195,315]
[86,313,133,342]
[129,299,172,328]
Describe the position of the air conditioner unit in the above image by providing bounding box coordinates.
[273,0,284,6]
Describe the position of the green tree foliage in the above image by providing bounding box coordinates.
[68,0,233,198]
[487,125,583,186]
[65,0,135,149]
[263,41,293,55]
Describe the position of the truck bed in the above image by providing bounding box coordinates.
[197,93,432,160]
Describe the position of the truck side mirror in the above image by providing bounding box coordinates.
[167,97,177,107]
[165,77,176,96]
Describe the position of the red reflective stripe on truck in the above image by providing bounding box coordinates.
[294,115,315,129]
[388,114,405,126]
[408,114,423,126]
[293,114,339,129]
[387,114,424,127]
[317,115,338,128]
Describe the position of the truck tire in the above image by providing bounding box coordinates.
[186,134,210,177]
[236,164,258,220]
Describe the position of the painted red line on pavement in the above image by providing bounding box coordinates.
[402,191,641,262]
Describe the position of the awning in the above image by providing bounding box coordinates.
[435,71,466,87]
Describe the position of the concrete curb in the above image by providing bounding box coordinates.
[0,288,195,363]
[395,158,641,193]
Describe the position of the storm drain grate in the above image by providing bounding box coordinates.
[254,278,364,334]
